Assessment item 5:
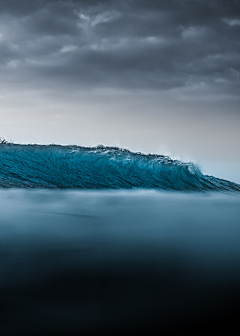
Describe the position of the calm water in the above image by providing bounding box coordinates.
[1,190,240,335]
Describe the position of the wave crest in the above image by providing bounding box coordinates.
[0,143,239,191]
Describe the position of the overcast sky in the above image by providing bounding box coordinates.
[0,0,240,181]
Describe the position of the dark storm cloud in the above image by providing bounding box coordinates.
[0,0,239,92]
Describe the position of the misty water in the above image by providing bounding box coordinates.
[1,189,240,335]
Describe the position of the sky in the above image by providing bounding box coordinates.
[0,0,240,182]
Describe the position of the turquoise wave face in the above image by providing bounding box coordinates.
[0,142,239,191]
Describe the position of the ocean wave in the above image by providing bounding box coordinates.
[0,142,239,191]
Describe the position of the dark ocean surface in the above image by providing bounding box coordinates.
[1,189,240,335]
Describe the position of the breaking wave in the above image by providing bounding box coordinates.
[0,142,239,192]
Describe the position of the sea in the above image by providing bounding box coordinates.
[1,142,240,335]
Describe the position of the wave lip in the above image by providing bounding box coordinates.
[0,142,239,192]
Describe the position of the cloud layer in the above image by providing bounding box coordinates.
[0,0,240,94]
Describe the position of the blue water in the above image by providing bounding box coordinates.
[1,141,240,335]
[1,190,240,335]
[0,142,240,191]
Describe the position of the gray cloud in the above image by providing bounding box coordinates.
[0,0,239,94]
